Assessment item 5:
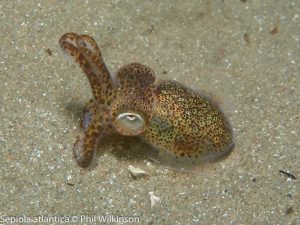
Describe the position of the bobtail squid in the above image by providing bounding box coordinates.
[59,32,234,172]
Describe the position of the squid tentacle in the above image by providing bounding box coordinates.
[73,114,107,168]
[60,35,103,102]
[77,35,101,55]
[60,33,113,168]
[76,35,113,86]
[76,44,114,99]
[60,32,114,103]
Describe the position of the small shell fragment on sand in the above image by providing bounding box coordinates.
[128,165,147,178]
[149,191,161,208]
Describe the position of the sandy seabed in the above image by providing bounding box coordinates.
[0,1,299,224]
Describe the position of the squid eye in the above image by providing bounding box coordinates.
[113,112,146,136]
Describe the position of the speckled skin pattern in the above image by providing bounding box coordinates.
[142,81,234,170]
[59,32,234,170]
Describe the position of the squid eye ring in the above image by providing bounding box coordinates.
[112,111,146,136]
